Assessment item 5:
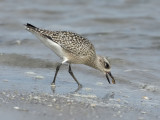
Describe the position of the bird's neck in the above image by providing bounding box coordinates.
[86,55,100,70]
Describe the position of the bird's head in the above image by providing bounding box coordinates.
[95,56,115,84]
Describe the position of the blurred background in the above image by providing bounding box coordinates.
[0,0,160,119]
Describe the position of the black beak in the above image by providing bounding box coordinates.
[106,72,116,84]
[106,73,110,84]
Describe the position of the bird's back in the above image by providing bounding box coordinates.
[44,31,95,57]
[25,23,96,58]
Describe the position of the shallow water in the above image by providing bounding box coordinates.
[0,0,160,119]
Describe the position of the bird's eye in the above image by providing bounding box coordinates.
[105,63,110,69]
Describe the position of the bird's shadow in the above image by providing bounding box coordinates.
[50,85,82,94]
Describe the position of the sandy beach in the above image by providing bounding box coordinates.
[0,89,159,120]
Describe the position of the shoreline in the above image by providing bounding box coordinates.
[0,89,159,120]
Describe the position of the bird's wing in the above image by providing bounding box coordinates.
[25,23,95,56]
[43,31,96,56]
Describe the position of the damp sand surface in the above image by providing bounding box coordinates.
[0,0,160,120]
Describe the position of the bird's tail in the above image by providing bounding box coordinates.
[24,23,40,32]
[25,23,36,29]
[24,23,53,40]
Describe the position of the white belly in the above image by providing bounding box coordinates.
[36,35,65,59]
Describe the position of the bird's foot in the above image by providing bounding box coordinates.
[78,84,82,88]
[51,82,56,87]
[73,84,82,93]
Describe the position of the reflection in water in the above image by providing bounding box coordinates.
[51,85,56,93]
[72,85,82,93]
[103,92,115,100]
[50,84,82,94]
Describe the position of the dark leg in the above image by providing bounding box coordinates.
[68,64,82,87]
[51,63,62,85]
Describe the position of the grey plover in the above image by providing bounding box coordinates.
[25,23,115,87]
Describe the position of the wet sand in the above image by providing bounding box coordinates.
[0,71,159,120]
[0,89,158,120]
[0,90,119,120]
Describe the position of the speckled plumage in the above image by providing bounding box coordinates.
[25,23,96,65]
[25,23,115,87]
[44,31,95,56]
[43,31,96,65]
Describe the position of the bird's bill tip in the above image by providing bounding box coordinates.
[106,72,116,84]
[112,79,116,84]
